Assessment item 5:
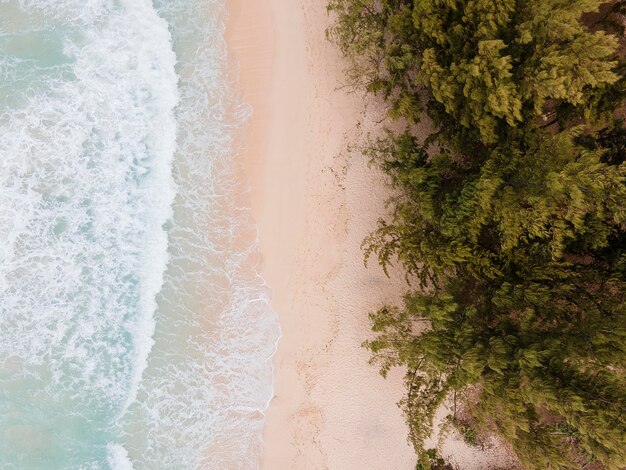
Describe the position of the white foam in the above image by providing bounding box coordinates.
[106,443,135,470]
[8,0,113,25]
[0,0,281,467]
[116,1,281,468]
[0,0,178,461]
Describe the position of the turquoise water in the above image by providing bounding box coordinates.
[0,1,280,468]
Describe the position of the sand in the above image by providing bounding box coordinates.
[226,1,521,469]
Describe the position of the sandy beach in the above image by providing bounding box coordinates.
[226,1,521,469]
[226,1,415,468]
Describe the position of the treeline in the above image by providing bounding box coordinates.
[327,1,626,469]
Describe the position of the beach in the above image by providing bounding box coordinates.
[226,0,416,468]
[226,1,524,469]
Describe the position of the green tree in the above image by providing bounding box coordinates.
[329,0,626,468]
[366,264,626,469]
[330,0,624,144]
[364,127,626,287]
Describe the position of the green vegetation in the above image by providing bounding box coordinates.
[328,1,626,468]
[448,416,480,447]
[415,448,452,470]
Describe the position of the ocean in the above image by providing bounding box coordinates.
[0,0,280,468]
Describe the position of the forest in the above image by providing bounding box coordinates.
[327,1,626,468]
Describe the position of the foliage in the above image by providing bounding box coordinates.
[327,0,423,121]
[329,0,624,144]
[363,127,626,287]
[448,416,479,447]
[415,448,452,470]
[329,0,626,469]
[366,268,626,469]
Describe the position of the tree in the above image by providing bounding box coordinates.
[366,264,626,469]
[330,0,625,144]
[364,127,626,285]
[328,0,626,468]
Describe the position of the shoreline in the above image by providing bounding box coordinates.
[226,1,416,468]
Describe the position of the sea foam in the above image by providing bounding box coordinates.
[117,1,280,468]
[0,0,279,468]
[0,1,179,466]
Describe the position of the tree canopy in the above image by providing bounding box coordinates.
[329,1,626,468]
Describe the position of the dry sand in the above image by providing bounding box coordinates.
[226,1,521,469]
